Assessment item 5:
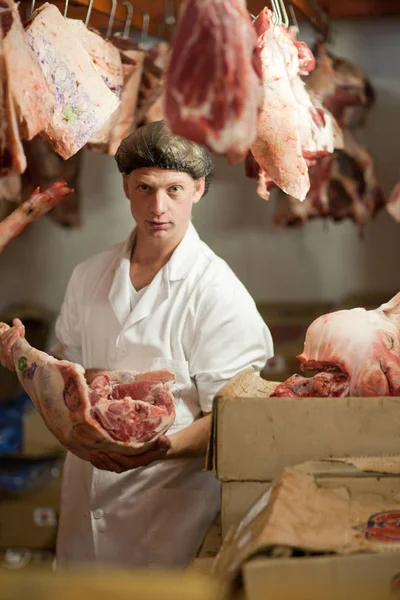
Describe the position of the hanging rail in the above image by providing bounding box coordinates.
[19,0,329,40]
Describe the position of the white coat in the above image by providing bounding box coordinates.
[54,223,273,568]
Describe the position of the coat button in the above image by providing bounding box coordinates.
[93,509,104,520]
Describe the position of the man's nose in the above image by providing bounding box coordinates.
[151,190,167,215]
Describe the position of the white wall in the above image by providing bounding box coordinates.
[1,18,400,318]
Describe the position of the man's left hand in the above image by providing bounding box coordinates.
[89,435,172,473]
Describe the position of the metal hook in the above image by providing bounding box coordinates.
[63,0,69,18]
[140,11,150,46]
[106,0,117,39]
[30,0,36,15]
[84,0,94,27]
[271,0,281,26]
[122,0,133,38]
[278,0,289,28]
[249,13,256,21]
[288,4,299,33]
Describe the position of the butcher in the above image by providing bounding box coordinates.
[0,120,273,568]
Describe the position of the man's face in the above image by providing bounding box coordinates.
[123,167,205,242]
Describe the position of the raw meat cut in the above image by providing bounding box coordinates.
[279,293,400,398]
[0,321,176,459]
[251,9,309,201]
[67,21,123,149]
[165,0,263,163]
[107,37,145,156]
[0,181,72,253]
[0,0,54,141]
[22,136,82,228]
[306,42,374,129]
[271,372,349,398]
[274,130,385,231]
[135,41,169,127]
[25,3,120,159]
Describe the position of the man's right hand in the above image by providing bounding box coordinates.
[0,318,25,371]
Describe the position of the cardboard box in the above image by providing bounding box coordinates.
[197,514,222,560]
[0,466,62,550]
[208,395,400,482]
[221,482,270,539]
[215,459,400,600]
[243,553,400,600]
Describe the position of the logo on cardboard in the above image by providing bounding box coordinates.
[355,511,400,542]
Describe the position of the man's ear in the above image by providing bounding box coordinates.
[193,177,205,204]
[122,175,129,199]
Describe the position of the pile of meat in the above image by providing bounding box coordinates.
[0,321,176,459]
[273,43,385,232]
[272,292,400,398]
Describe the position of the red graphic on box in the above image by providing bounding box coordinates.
[355,511,400,542]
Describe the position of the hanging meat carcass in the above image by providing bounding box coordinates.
[272,292,400,398]
[165,0,263,163]
[274,130,385,231]
[135,41,170,127]
[0,181,73,253]
[22,136,82,228]
[0,0,54,141]
[0,321,176,460]
[67,20,123,151]
[25,3,120,159]
[306,42,375,129]
[387,179,400,223]
[250,10,341,202]
[107,37,145,156]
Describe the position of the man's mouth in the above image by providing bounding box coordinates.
[148,221,170,229]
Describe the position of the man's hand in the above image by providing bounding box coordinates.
[0,318,25,371]
[89,435,172,473]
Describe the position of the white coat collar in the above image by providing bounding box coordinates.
[108,222,201,328]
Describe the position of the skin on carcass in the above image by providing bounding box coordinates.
[0,323,176,459]
[251,9,309,201]
[297,293,400,397]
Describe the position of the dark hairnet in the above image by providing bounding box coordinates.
[114,121,214,196]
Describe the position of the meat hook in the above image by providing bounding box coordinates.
[278,0,289,28]
[63,0,69,17]
[140,10,150,46]
[106,0,117,39]
[122,0,133,38]
[30,0,35,15]
[270,0,281,26]
[84,0,94,27]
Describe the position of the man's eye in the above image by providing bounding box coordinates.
[169,186,181,193]
[138,184,150,192]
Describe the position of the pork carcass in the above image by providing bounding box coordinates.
[306,42,375,129]
[250,9,309,201]
[165,0,263,164]
[0,322,176,459]
[25,3,120,159]
[135,41,170,127]
[0,181,72,253]
[274,130,385,231]
[107,37,145,156]
[22,136,82,228]
[274,293,400,398]
[0,0,54,141]
[66,21,123,150]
